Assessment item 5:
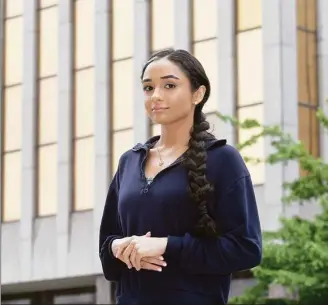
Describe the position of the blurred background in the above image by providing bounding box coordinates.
[1,0,327,304]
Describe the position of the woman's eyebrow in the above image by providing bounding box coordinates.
[142,74,180,83]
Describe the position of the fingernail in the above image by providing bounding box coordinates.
[162,262,167,266]
[159,256,164,260]
[157,267,162,272]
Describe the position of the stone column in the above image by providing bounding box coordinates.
[133,0,150,143]
[56,0,74,278]
[21,0,38,281]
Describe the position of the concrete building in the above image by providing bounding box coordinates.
[1,0,328,303]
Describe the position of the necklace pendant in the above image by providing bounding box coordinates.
[159,160,164,166]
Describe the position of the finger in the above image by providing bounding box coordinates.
[140,261,162,272]
[122,244,134,269]
[145,231,151,237]
[130,247,138,270]
[135,251,142,271]
[115,237,132,258]
[142,257,167,267]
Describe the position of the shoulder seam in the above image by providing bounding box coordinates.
[225,175,251,194]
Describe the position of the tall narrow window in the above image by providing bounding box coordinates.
[236,0,264,185]
[192,0,218,113]
[111,0,134,175]
[73,0,95,211]
[297,0,319,162]
[37,3,58,216]
[2,0,23,222]
[151,0,174,52]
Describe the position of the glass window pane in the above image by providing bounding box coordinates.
[74,137,94,210]
[2,299,30,304]
[151,123,161,137]
[74,0,94,68]
[310,108,320,158]
[75,68,94,137]
[297,0,317,31]
[4,86,22,151]
[39,77,58,145]
[113,59,133,130]
[237,0,262,31]
[39,6,58,77]
[54,292,95,304]
[3,152,21,222]
[298,106,319,157]
[238,104,264,185]
[5,0,23,18]
[4,17,23,85]
[299,106,310,153]
[297,31,318,105]
[193,0,217,41]
[113,0,133,59]
[39,0,58,8]
[38,144,57,216]
[151,0,174,51]
[193,39,218,113]
[237,29,263,106]
[112,129,133,174]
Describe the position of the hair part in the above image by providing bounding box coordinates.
[141,48,217,238]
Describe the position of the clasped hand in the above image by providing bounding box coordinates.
[111,232,168,272]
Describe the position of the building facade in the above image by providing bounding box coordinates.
[1,0,328,303]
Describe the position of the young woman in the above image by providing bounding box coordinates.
[99,49,262,305]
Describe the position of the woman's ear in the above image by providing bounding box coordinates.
[193,85,206,106]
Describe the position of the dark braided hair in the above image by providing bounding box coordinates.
[141,48,217,238]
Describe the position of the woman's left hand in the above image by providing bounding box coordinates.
[129,233,168,271]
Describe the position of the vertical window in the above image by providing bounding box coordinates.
[3,87,22,222]
[112,129,133,174]
[4,14,22,85]
[297,0,319,161]
[5,0,23,18]
[192,0,218,113]
[2,1,23,222]
[112,59,133,130]
[74,0,94,69]
[192,0,217,41]
[112,0,133,60]
[111,0,134,175]
[37,3,58,216]
[151,0,174,52]
[73,0,95,211]
[236,0,264,185]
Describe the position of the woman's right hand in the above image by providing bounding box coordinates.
[111,233,166,272]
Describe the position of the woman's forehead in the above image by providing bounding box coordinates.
[143,58,184,79]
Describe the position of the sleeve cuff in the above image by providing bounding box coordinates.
[164,236,183,264]
[101,235,121,259]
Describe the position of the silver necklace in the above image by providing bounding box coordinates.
[155,145,187,167]
[156,146,165,167]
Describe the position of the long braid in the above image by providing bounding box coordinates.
[184,111,217,237]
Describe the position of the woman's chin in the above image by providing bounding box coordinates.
[151,116,170,125]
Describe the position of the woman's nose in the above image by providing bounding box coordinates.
[151,88,163,101]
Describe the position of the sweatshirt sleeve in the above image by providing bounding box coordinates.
[99,170,126,281]
[164,174,262,275]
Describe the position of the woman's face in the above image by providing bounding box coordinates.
[142,58,203,125]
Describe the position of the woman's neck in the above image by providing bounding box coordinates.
[156,117,193,149]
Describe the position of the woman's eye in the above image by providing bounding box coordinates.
[143,86,153,91]
[165,84,176,89]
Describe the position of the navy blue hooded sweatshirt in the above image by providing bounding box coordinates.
[99,136,262,305]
